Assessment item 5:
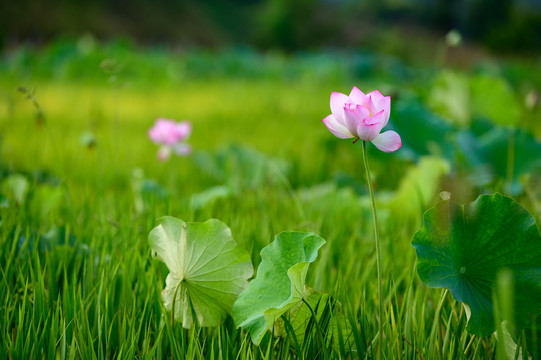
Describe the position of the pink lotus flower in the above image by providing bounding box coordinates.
[322,87,402,152]
[149,118,191,145]
[149,118,192,161]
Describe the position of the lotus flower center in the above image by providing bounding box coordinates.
[346,102,372,116]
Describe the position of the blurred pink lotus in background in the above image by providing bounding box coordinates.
[149,118,191,145]
[149,118,191,160]
[322,87,401,152]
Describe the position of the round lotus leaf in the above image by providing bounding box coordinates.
[412,193,541,336]
[149,217,253,328]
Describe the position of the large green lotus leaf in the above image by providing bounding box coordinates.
[382,156,450,225]
[391,100,455,160]
[149,217,253,328]
[447,127,541,194]
[232,232,325,345]
[3,174,29,205]
[191,144,290,190]
[190,185,233,211]
[429,69,470,125]
[412,193,541,337]
[479,127,541,195]
[131,170,169,214]
[298,183,368,224]
[470,74,520,126]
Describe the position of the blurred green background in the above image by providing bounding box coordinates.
[1,0,541,210]
[2,0,541,53]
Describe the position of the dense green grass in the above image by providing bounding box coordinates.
[1,42,541,359]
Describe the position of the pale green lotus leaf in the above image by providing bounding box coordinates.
[382,156,450,225]
[470,74,520,126]
[149,217,253,328]
[4,174,29,205]
[429,69,470,125]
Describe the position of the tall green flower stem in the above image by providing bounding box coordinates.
[361,140,384,359]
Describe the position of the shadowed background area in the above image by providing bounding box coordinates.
[1,0,541,53]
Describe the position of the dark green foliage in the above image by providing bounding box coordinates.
[413,193,541,337]
[2,0,540,52]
